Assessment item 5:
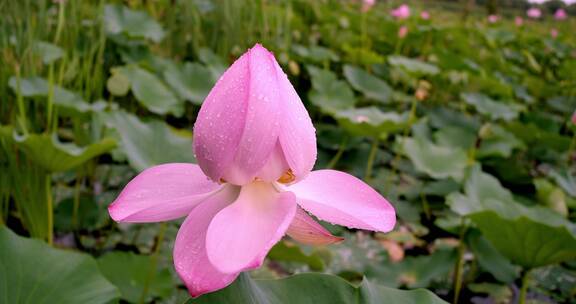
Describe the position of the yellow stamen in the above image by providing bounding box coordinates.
[277,169,295,184]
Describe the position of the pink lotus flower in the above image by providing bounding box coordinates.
[555,8,567,20]
[420,11,430,20]
[488,14,499,23]
[527,7,541,19]
[572,111,576,125]
[108,44,396,297]
[398,26,408,38]
[391,4,410,20]
[515,16,524,26]
[551,28,559,38]
[362,0,376,12]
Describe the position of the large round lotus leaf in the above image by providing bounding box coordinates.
[469,201,576,269]
[0,226,119,304]
[402,137,468,180]
[187,273,448,304]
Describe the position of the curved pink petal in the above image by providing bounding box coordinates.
[194,44,283,185]
[173,185,240,298]
[288,170,396,232]
[272,58,317,183]
[193,50,250,182]
[287,207,344,245]
[206,182,297,273]
[221,45,283,185]
[108,163,220,222]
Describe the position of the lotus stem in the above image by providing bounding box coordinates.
[364,137,379,181]
[139,222,167,304]
[452,220,468,304]
[327,136,348,169]
[568,133,576,165]
[45,174,53,245]
[13,67,28,135]
[72,176,82,229]
[519,269,531,304]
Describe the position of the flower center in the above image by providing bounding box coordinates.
[277,169,295,184]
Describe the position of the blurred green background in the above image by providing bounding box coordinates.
[1,0,575,303]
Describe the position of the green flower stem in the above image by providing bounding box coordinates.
[327,136,349,169]
[452,220,468,304]
[45,174,53,246]
[13,68,28,135]
[72,175,82,229]
[360,11,367,64]
[364,136,379,181]
[385,97,418,194]
[139,223,167,304]
[519,269,532,304]
[54,0,66,44]
[420,192,431,220]
[568,133,576,165]
[46,65,55,133]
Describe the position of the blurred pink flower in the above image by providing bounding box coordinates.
[515,16,524,26]
[398,25,409,38]
[551,28,559,38]
[488,14,499,23]
[391,4,410,19]
[572,111,576,125]
[108,44,396,297]
[420,11,430,20]
[555,8,567,20]
[362,0,376,12]
[527,7,542,19]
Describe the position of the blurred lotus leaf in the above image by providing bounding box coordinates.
[98,252,174,303]
[33,41,64,64]
[163,61,216,105]
[343,65,393,103]
[104,4,165,42]
[388,56,440,76]
[307,65,356,114]
[9,77,107,116]
[402,136,468,180]
[0,226,119,304]
[117,65,184,116]
[0,125,116,172]
[102,111,195,172]
[335,107,409,137]
[292,44,340,63]
[448,166,576,268]
[461,93,523,121]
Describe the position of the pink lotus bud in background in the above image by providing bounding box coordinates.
[572,111,576,125]
[515,16,524,26]
[555,8,567,20]
[420,11,430,20]
[488,14,499,23]
[551,28,559,38]
[362,0,376,12]
[391,4,410,20]
[527,7,541,19]
[398,26,408,38]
